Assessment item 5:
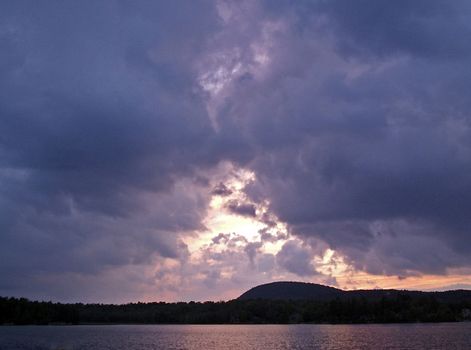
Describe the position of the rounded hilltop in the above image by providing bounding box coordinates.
[238,281,343,301]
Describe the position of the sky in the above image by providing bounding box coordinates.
[1,0,471,303]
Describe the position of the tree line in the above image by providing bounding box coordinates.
[1,294,470,325]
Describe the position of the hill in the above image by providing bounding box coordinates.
[238,281,343,301]
[238,281,471,302]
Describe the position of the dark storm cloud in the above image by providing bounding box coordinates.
[317,0,471,59]
[230,0,471,275]
[0,0,220,209]
[0,0,235,300]
[2,0,471,301]
[264,0,471,59]
[211,182,233,196]
[226,200,257,217]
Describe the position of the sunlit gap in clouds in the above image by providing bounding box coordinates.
[172,163,342,301]
[176,162,471,301]
[185,166,285,255]
[138,1,470,300]
[119,160,471,303]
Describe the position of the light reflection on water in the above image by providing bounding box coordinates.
[0,323,470,350]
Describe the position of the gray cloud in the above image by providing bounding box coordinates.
[2,0,471,301]
[0,0,227,300]
[226,200,257,217]
[276,240,318,276]
[232,0,471,275]
[317,0,471,59]
[211,182,233,196]
[244,241,263,264]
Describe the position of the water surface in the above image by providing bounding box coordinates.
[0,323,470,350]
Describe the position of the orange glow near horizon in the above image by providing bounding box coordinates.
[161,164,471,301]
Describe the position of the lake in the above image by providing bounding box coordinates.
[0,323,470,349]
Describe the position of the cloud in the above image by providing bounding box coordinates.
[276,240,318,276]
[0,0,226,300]
[316,0,471,59]
[244,241,263,264]
[211,182,233,196]
[225,0,471,276]
[225,200,257,217]
[2,0,471,301]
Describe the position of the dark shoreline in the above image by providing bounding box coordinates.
[2,295,471,325]
[2,321,470,326]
